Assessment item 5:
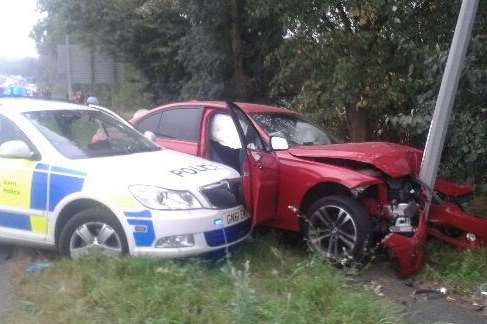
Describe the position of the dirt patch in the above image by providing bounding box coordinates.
[355,259,487,324]
[0,245,12,318]
[0,246,57,322]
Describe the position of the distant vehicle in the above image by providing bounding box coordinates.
[2,86,27,97]
[131,101,487,277]
[0,98,249,259]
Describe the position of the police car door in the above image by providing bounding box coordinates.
[0,115,48,242]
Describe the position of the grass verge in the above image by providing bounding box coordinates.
[422,241,487,295]
[420,196,487,295]
[9,233,402,324]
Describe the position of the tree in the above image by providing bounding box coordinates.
[259,0,463,141]
[388,36,487,187]
[177,0,283,101]
[35,0,284,103]
[36,0,190,102]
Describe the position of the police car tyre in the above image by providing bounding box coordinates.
[59,208,129,259]
[304,195,371,264]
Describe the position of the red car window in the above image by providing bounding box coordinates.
[158,108,202,142]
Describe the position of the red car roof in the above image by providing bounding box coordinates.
[154,101,297,115]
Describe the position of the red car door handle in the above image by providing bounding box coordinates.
[250,151,264,169]
[250,151,262,161]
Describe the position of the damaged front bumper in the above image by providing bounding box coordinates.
[382,181,487,278]
[428,202,487,249]
[382,210,427,278]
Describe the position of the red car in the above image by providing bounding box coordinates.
[131,101,487,277]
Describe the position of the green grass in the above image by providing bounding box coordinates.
[10,233,402,324]
[421,240,487,295]
[420,197,487,295]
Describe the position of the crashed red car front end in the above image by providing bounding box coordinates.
[297,142,485,277]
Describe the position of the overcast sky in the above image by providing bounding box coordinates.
[0,0,43,59]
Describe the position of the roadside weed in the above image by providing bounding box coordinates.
[422,240,487,295]
[10,233,403,324]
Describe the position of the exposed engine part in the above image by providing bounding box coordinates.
[387,178,421,203]
[388,201,418,233]
[351,186,368,197]
[390,215,413,233]
[466,233,477,242]
[383,177,422,235]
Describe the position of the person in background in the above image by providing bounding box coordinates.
[73,90,83,103]
[86,95,99,105]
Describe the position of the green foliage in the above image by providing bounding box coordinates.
[387,37,487,186]
[177,0,283,101]
[37,0,190,102]
[36,0,284,103]
[34,0,487,184]
[110,64,153,114]
[259,0,463,141]
[11,235,402,324]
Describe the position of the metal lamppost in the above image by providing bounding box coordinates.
[419,0,479,195]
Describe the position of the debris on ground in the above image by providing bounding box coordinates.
[413,288,447,295]
[446,296,456,303]
[404,278,415,287]
[25,261,51,273]
[363,280,385,297]
[472,302,485,312]
[412,288,448,301]
[479,283,487,297]
[374,284,384,297]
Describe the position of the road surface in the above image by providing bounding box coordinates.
[0,244,11,318]
[357,260,487,324]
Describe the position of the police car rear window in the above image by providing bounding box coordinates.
[24,110,160,159]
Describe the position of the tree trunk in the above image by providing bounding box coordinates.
[228,0,252,100]
[346,107,368,142]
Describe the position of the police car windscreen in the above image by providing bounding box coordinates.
[24,110,160,159]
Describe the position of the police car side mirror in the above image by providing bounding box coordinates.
[270,136,289,150]
[0,140,35,160]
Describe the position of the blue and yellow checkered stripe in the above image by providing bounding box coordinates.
[0,163,85,234]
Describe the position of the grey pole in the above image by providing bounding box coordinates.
[65,34,73,101]
[419,0,479,191]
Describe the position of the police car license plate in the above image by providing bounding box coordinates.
[226,209,248,226]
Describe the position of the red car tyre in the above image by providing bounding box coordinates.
[304,195,371,265]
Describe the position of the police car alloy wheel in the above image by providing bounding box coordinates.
[70,222,122,258]
[59,208,129,259]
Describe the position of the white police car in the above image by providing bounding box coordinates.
[0,98,250,258]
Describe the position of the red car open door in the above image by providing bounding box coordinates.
[226,102,280,226]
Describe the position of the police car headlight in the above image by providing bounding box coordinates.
[129,185,202,210]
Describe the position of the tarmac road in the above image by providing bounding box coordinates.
[0,244,11,318]
[357,260,487,324]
